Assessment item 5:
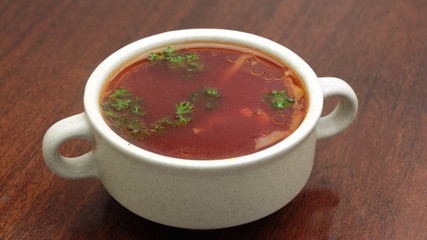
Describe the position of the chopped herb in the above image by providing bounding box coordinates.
[176,101,194,114]
[175,101,194,125]
[101,87,222,139]
[205,88,221,98]
[164,46,175,56]
[189,87,221,109]
[103,89,145,116]
[151,118,175,132]
[262,90,294,110]
[101,89,147,138]
[148,46,202,73]
[148,52,158,61]
[111,99,132,110]
[110,88,131,99]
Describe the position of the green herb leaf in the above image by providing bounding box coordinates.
[205,88,221,98]
[148,46,203,74]
[176,101,194,114]
[111,99,132,110]
[164,46,176,56]
[110,88,130,99]
[101,88,148,137]
[262,90,294,110]
[101,86,222,140]
[188,87,222,109]
[148,53,158,61]
[151,118,175,132]
[175,101,194,124]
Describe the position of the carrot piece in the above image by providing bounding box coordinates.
[220,54,251,83]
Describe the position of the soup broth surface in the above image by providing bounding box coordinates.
[100,43,308,160]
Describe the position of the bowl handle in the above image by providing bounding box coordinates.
[42,113,98,179]
[316,77,358,140]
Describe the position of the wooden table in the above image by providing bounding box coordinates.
[1,0,426,239]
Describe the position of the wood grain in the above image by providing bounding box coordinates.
[0,0,426,239]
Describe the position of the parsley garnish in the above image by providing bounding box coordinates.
[148,46,202,73]
[205,88,221,98]
[189,87,221,109]
[101,87,222,139]
[175,101,194,125]
[102,89,145,116]
[101,89,147,137]
[110,88,131,99]
[262,90,295,110]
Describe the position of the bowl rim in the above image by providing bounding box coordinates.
[84,28,323,170]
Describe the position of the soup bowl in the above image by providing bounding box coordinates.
[42,29,357,229]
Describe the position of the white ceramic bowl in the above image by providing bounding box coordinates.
[43,29,358,229]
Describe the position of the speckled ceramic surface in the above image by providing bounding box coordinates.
[42,29,358,229]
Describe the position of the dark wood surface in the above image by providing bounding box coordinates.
[1,0,426,239]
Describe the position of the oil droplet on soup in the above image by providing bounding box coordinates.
[100,44,308,160]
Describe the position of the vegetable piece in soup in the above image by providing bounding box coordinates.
[100,44,308,160]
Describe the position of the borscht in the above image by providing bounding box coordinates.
[100,43,308,160]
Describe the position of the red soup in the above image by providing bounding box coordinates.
[100,43,308,160]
